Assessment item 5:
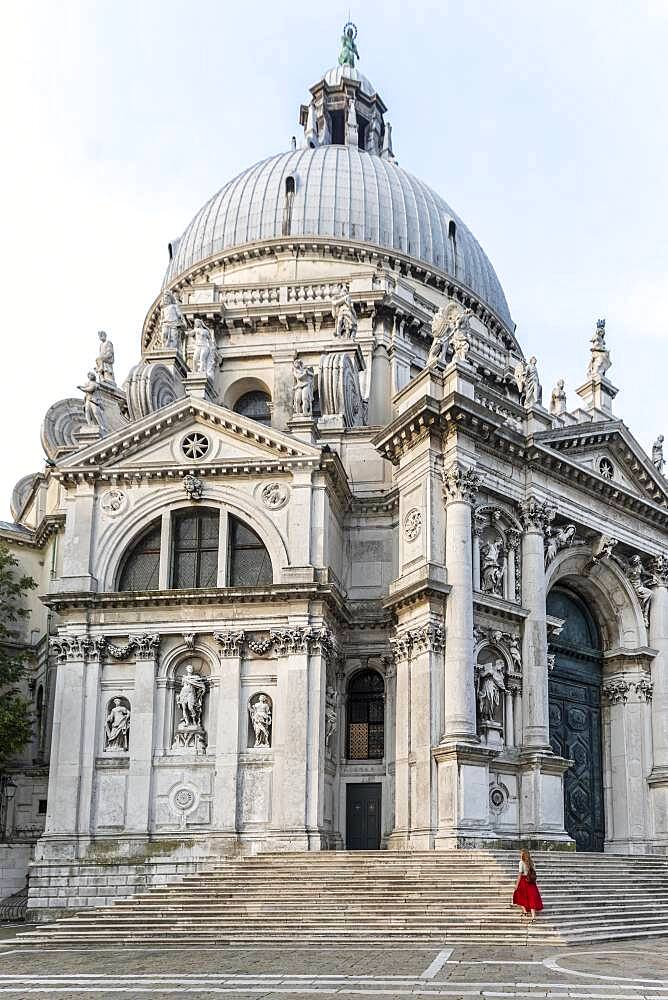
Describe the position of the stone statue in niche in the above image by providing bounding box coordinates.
[249,694,272,748]
[653,435,665,475]
[587,318,611,378]
[78,371,106,432]
[514,356,542,407]
[192,319,217,379]
[160,290,186,351]
[332,285,357,338]
[173,664,207,751]
[544,523,577,566]
[293,359,315,416]
[550,378,567,416]
[95,330,115,384]
[627,555,653,626]
[104,698,130,752]
[325,702,337,751]
[480,538,505,596]
[508,634,522,674]
[476,658,506,724]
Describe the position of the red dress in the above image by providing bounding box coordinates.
[513,864,544,912]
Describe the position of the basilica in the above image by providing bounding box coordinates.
[3,27,668,919]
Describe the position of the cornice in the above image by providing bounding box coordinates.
[373,390,507,465]
[528,442,668,530]
[535,421,666,505]
[40,581,351,623]
[143,237,517,353]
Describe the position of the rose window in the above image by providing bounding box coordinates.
[182,432,210,460]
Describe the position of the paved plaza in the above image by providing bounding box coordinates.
[1,926,668,998]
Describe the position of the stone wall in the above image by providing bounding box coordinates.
[0,845,32,901]
[26,858,211,922]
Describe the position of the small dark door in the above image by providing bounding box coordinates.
[346,783,381,850]
[547,588,605,853]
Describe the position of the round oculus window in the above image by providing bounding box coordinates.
[182,432,210,460]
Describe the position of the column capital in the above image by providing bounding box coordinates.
[519,496,556,534]
[51,634,105,662]
[441,461,481,506]
[652,553,668,589]
[214,629,246,657]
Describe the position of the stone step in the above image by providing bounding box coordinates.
[21,850,668,948]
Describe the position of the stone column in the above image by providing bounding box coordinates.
[126,634,161,835]
[270,627,310,849]
[305,629,334,848]
[649,560,668,775]
[388,634,411,849]
[441,462,480,741]
[212,630,245,841]
[368,344,391,425]
[519,497,555,750]
[42,635,98,854]
[409,622,445,846]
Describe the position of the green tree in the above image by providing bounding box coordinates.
[0,542,37,768]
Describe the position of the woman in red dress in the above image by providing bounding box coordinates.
[513,849,543,921]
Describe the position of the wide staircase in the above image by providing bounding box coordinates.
[17,850,668,947]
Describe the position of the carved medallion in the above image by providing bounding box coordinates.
[100,489,127,515]
[261,482,288,510]
[403,507,423,541]
[173,788,196,810]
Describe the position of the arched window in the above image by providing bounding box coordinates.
[118,519,162,591]
[228,516,272,586]
[448,220,458,277]
[171,508,220,589]
[346,669,385,760]
[233,390,271,426]
[282,176,295,236]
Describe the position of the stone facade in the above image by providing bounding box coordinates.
[3,34,668,918]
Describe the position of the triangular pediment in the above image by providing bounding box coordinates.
[58,396,321,474]
[535,420,668,507]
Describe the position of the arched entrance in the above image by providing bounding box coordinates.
[547,587,605,852]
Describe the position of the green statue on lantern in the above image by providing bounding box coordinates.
[339,22,359,67]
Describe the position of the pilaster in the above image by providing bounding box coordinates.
[212,630,245,844]
[125,634,161,835]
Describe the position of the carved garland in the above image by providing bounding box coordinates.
[51,633,161,662]
[214,627,337,660]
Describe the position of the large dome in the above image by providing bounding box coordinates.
[165,146,513,329]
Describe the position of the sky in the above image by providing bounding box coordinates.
[1,0,667,519]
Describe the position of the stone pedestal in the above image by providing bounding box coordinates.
[433,742,497,848]
[576,374,618,419]
[288,415,317,444]
[184,372,216,401]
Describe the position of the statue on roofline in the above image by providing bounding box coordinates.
[339,22,359,67]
